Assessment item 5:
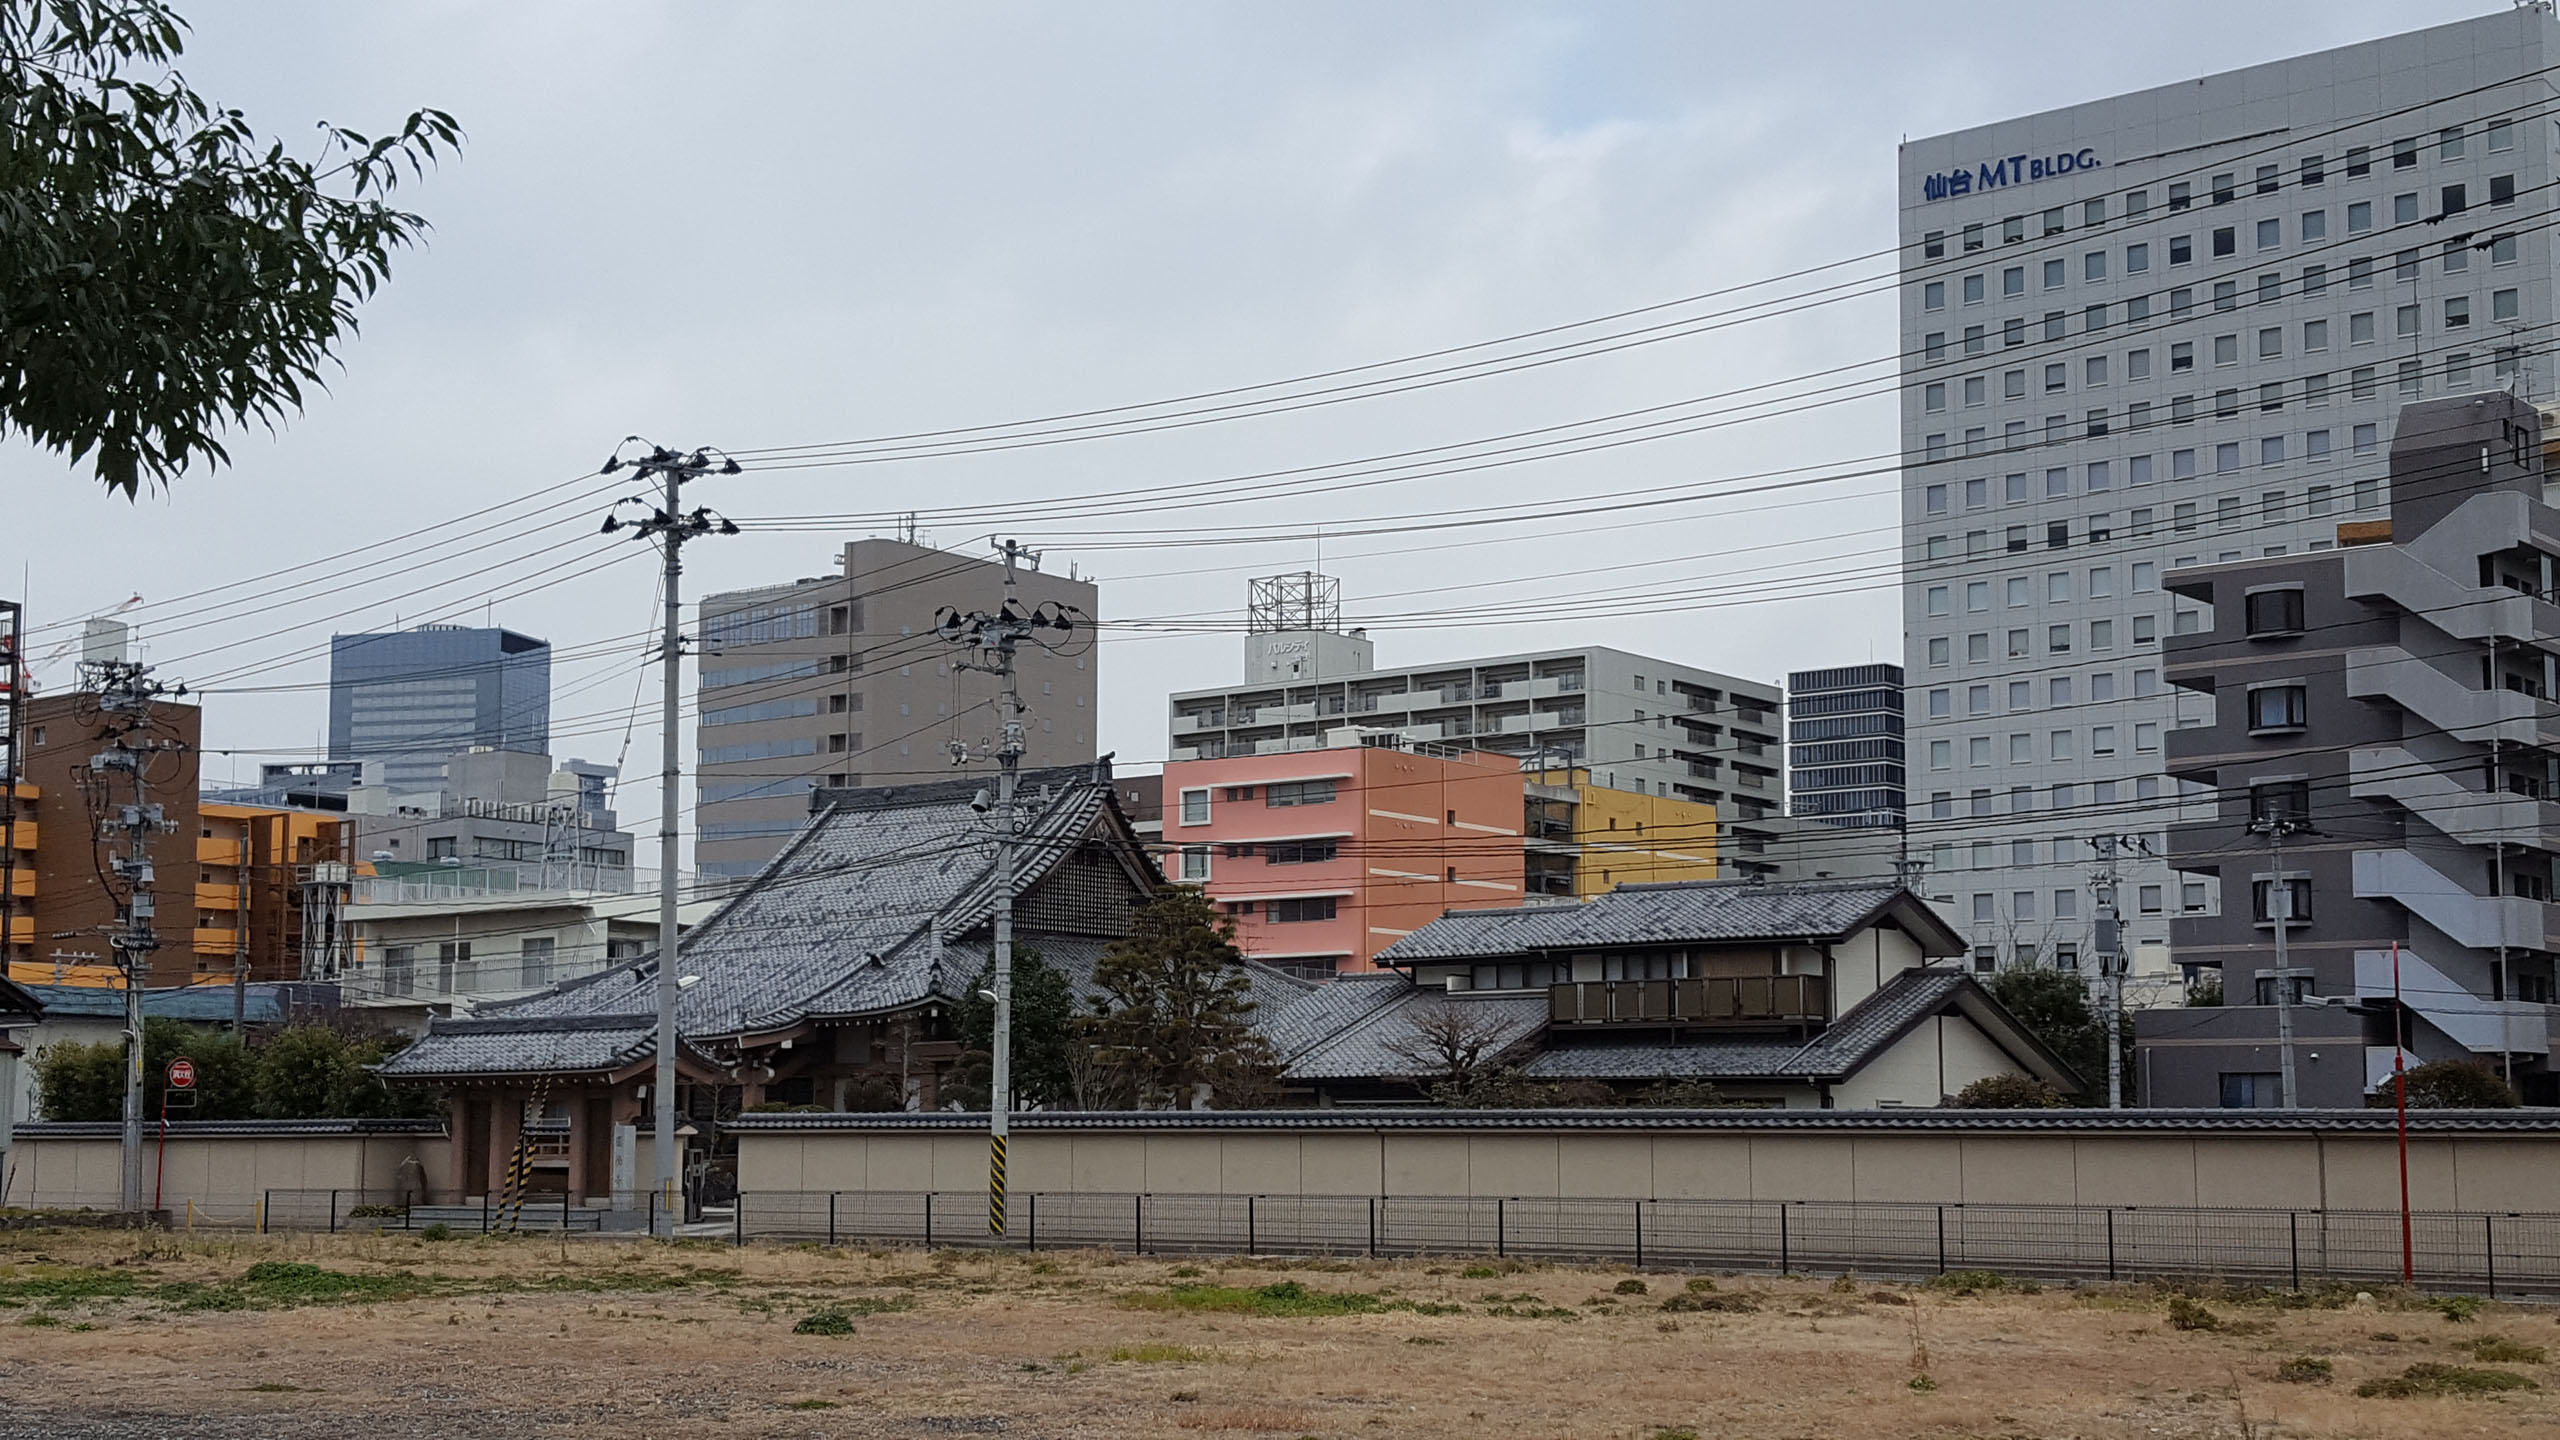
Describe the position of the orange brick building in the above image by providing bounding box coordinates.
[3,692,346,988]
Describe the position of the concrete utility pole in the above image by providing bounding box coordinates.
[232,816,252,1033]
[2247,812,2313,1109]
[600,442,739,1236]
[2086,835,2127,1110]
[0,601,23,986]
[79,658,185,1211]
[935,540,1082,1238]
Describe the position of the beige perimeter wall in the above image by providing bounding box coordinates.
[738,1124,2559,1215]
[6,1133,445,1222]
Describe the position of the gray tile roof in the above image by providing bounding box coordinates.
[1278,986,1548,1082]
[379,1013,669,1080]
[388,767,1155,1077]
[1273,965,1994,1088]
[1256,973,1410,1064]
[1518,1040,1808,1080]
[1375,881,1963,965]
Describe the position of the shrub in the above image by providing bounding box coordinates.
[419,1223,453,1242]
[792,1310,857,1336]
[1613,1278,1649,1296]
[35,1020,436,1121]
[2167,1297,2222,1332]
[1947,1074,2067,1109]
[2398,1061,2519,1109]
[2274,1356,2333,1384]
[2469,1337,2545,1364]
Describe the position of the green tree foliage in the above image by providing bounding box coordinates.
[1981,964,2122,1099]
[2397,1058,2519,1109]
[1947,1073,2069,1109]
[1,0,458,494]
[1081,887,1276,1108]
[946,947,1078,1111]
[34,1019,438,1120]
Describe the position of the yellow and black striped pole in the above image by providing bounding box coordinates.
[989,1133,1007,1236]
[498,1077,550,1233]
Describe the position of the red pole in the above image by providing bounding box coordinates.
[153,1093,168,1214]
[2393,940,2412,1286]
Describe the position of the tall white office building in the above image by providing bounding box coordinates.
[1899,8,2560,991]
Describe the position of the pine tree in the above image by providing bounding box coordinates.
[1081,887,1275,1108]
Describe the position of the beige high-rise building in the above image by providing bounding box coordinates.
[695,539,1099,877]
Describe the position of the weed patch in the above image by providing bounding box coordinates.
[1485,1304,1578,1320]
[792,1310,858,1336]
[2467,1336,2546,1364]
[1613,1278,1649,1296]
[1106,1343,1219,1363]
[1927,1269,2005,1298]
[2355,1363,2536,1398]
[0,1267,141,1304]
[2428,1294,2483,1323]
[1120,1280,1389,1318]
[1659,1290,1758,1314]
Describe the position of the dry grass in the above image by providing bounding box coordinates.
[0,1227,2549,1437]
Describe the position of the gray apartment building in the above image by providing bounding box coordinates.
[2141,391,2559,1107]
[1900,9,2560,993]
[1168,575,1783,819]
[328,626,551,794]
[1787,664,1906,829]
[695,538,1099,877]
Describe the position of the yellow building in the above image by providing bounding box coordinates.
[1525,767,1719,897]
[190,802,352,979]
[2,780,32,956]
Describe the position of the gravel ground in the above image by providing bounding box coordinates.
[0,1230,2551,1438]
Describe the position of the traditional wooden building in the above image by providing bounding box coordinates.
[1262,880,2082,1107]
[380,764,1297,1207]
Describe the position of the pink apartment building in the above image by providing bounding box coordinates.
[1161,735,1526,978]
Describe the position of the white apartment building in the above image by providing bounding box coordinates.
[1899,8,2560,990]
[1169,580,1784,819]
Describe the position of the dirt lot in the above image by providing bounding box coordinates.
[0,1228,2548,1439]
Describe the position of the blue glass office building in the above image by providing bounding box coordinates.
[327,626,552,792]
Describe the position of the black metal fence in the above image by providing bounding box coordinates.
[257,1190,655,1235]
[736,1190,2560,1297]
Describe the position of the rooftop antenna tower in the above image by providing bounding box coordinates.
[1246,572,1342,634]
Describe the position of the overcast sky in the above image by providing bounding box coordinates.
[1,0,2496,860]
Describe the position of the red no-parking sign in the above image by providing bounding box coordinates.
[166,1057,196,1090]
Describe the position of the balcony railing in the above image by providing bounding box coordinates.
[1548,974,1825,1027]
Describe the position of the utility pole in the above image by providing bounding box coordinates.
[2086,835,2128,1109]
[0,600,22,986]
[78,658,185,1212]
[935,540,1082,1238]
[2247,812,2313,1109]
[601,442,739,1236]
[232,816,252,1033]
